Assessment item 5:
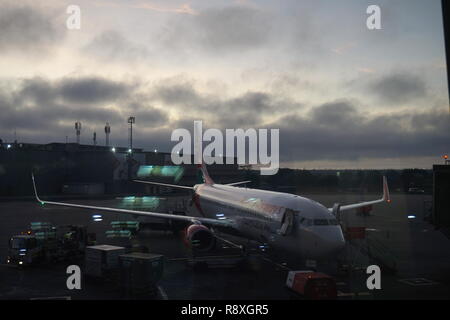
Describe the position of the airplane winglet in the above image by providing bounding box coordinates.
[329,175,391,212]
[31,173,45,205]
[382,176,391,203]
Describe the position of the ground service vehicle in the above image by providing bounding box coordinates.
[7,222,92,266]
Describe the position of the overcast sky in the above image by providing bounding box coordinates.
[0,0,449,169]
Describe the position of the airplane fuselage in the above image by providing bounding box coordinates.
[193,184,346,260]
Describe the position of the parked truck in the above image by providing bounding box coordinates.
[7,222,94,266]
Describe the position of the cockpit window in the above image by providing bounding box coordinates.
[328,219,339,225]
[299,217,312,226]
[313,219,329,226]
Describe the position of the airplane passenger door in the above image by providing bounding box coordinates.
[279,209,294,236]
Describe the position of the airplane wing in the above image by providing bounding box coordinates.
[32,174,230,228]
[225,180,251,186]
[329,176,391,212]
[133,180,194,190]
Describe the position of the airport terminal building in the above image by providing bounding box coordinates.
[0,142,245,198]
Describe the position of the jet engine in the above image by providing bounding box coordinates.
[185,224,216,252]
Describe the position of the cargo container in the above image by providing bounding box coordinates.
[286,271,337,300]
[119,252,165,298]
[85,245,126,278]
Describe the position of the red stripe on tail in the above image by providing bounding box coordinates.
[198,163,214,185]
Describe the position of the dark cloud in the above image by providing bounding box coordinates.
[122,101,169,127]
[153,81,203,106]
[0,76,168,142]
[15,77,132,105]
[0,5,64,53]
[216,92,300,127]
[140,97,449,165]
[59,77,130,104]
[274,100,449,162]
[151,79,302,127]
[17,78,56,107]
[1,76,447,166]
[368,72,427,104]
[310,100,362,127]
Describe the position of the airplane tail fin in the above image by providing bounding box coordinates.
[194,120,214,185]
[382,175,391,203]
[198,163,214,185]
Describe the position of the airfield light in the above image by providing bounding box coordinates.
[216,213,226,220]
[92,214,103,222]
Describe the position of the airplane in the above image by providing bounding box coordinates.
[31,161,390,262]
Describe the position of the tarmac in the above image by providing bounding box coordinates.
[1,193,450,300]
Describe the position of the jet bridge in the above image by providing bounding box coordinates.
[431,165,450,237]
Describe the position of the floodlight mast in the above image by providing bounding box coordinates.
[75,121,81,144]
[105,122,111,147]
[128,116,135,152]
[127,116,135,180]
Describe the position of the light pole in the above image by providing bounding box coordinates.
[127,116,135,180]
[105,122,111,147]
[75,121,81,144]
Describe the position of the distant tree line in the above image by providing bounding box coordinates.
[243,168,433,194]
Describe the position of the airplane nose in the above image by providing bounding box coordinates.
[327,237,346,256]
[317,227,346,257]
